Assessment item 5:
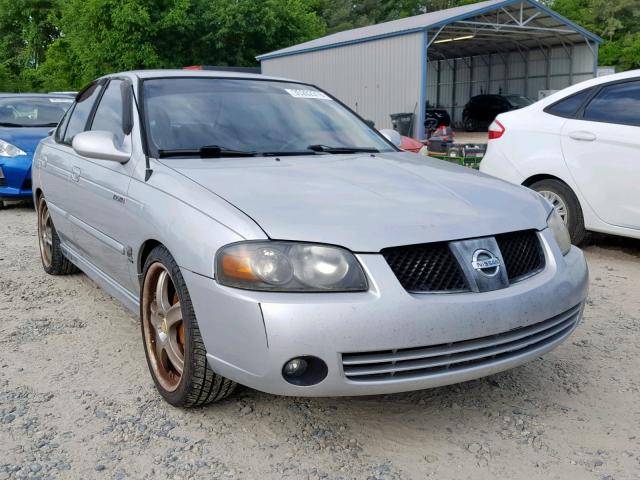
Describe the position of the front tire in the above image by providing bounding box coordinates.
[140,245,236,407]
[37,196,79,275]
[530,179,587,245]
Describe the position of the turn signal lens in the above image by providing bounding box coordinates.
[222,254,257,281]
[547,209,571,256]
[216,241,368,292]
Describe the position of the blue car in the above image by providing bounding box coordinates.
[0,94,74,206]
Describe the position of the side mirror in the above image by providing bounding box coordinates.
[72,131,130,163]
[379,128,402,148]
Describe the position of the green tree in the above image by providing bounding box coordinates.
[193,0,325,66]
[0,0,61,91]
[2,0,325,91]
[552,0,640,70]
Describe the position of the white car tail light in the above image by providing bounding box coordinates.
[488,120,505,140]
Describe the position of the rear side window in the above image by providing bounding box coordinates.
[546,88,593,118]
[63,83,103,145]
[583,80,640,126]
[90,80,125,143]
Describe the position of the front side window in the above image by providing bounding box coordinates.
[0,96,72,128]
[583,81,640,126]
[63,83,103,145]
[91,80,125,143]
[142,78,395,157]
[54,106,73,143]
[546,88,594,118]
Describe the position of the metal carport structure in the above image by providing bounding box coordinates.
[257,0,602,139]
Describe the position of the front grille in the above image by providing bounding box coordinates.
[381,242,468,293]
[0,167,6,187]
[495,230,545,282]
[382,230,545,292]
[342,304,581,382]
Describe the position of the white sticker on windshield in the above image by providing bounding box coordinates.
[49,98,73,103]
[285,89,331,100]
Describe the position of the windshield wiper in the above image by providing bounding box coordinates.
[307,144,379,154]
[261,150,321,156]
[0,122,24,127]
[158,145,257,158]
[29,122,59,128]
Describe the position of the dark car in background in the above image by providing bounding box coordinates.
[0,94,73,206]
[462,94,532,131]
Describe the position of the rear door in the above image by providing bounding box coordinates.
[560,79,640,230]
[68,78,137,291]
[39,83,103,245]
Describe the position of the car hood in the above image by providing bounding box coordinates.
[164,152,550,252]
[0,127,51,154]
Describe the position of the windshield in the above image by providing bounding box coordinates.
[0,96,73,127]
[142,78,395,157]
[505,95,533,108]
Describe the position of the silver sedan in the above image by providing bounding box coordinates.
[32,70,588,407]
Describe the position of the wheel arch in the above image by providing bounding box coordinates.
[522,173,568,188]
[137,239,164,277]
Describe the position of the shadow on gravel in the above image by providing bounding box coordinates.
[583,233,640,258]
[0,199,34,210]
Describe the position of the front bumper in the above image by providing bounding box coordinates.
[183,228,588,396]
[0,154,33,199]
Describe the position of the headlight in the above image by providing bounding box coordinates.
[547,209,571,255]
[0,139,26,157]
[215,241,368,292]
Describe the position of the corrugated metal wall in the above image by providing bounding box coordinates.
[262,38,596,136]
[427,43,595,125]
[261,33,424,136]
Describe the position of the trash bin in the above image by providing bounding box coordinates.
[390,113,414,137]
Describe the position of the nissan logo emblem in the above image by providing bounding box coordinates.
[471,249,501,277]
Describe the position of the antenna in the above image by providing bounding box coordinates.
[129,83,153,181]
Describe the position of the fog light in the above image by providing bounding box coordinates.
[283,358,308,378]
[281,356,328,386]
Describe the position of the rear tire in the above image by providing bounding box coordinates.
[463,115,478,132]
[37,195,79,275]
[140,245,236,407]
[530,179,587,245]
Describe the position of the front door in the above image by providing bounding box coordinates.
[560,79,640,230]
[68,79,137,292]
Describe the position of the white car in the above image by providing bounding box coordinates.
[481,70,640,244]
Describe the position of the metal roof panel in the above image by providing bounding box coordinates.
[257,0,601,61]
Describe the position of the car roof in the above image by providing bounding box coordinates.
[536,68,640,107]
[101,69,294,83]
[0,93,75,99]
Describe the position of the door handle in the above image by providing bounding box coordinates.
[71,166,81,182]
[569,131,596,142]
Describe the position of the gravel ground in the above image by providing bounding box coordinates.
[1,201,639,480]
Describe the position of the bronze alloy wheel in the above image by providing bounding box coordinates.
[142,263,186,392]
[37,197,53,269]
